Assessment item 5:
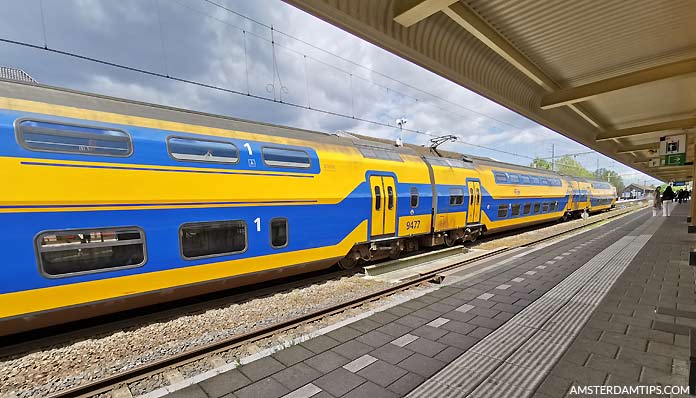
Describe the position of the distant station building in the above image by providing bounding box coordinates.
[0,66,36,83]
[620,183,654,199]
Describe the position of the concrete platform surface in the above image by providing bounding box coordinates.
[156,206,694,398]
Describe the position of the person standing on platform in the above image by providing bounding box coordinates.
[662,185,675,216]
[653,187,662,216]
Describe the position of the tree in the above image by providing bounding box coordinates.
[596,168,625,192]
[529,157,552,170]
[555,155,594,178]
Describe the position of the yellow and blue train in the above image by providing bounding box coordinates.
[0,79,616,336]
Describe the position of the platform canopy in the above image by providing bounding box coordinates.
[283,0,696,182]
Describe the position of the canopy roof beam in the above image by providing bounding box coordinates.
[616,143,658,155]
[541,58,696,110]
[393,0,458,27]
[441,2,555,91]
[596,117,696,141]
[440,2,599,127]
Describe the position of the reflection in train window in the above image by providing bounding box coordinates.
[262,147,311,168]
[449,188,465,206]
[17,120,132,157]
[168,137,239,164]
[410,187,419,208]
[270,218,288,248]
[511,204,521,216]
[181,220,247,259]
[36,227,146,277]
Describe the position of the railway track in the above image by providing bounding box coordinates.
[0,267,361,358]
[41,204,647,398]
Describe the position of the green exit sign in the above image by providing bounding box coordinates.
[663,153,686,166]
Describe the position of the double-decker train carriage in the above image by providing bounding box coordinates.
[0,79,615,336]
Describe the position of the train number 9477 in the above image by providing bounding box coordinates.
[406,220,421,230]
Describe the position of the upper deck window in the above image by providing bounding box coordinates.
[358,146,403,162]
[262,147,312,168]
[494,172,508,183]
[591,182,612,189]
[17,120,132,157]
[509,174,520,184]
[168,137,239,164]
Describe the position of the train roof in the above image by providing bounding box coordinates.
[0,79,618,190]
[0,78,422,156]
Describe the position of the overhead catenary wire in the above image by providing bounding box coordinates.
[197,0,526,131]
[38,0,48,49]
[0,36,535,160]
[5,1,631,166]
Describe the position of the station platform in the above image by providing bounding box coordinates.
[161,205,695,398]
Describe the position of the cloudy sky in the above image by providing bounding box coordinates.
[1,0,658,185]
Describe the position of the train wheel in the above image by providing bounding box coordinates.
[338,246,362,270]
[338,256,359,270]
[444,234,456,247]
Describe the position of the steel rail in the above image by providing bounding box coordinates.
[45,205,647,398]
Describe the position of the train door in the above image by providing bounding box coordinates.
[569,181,580,211]
[467,180,482,224]
[369,176,397,237]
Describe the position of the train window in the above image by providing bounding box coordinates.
[17,119,132,157]
[358,146,403,161]
[542,202,550,212]
[509,174,520,184]
[520,175,531,184]
[449,188,465,206]
[387,186,395,210]
[534,203,541,213]
[469,188,474,205]
[374,186,382,210]
[446,158,472,168]
[180,220,246,259]
[511,204,521,216]
[498,205,508,218]
[410,187,419,208]
[167,137,239,163]
[540,178,549,186]
[530,176,540,185]
[550,202,557,212]
[262,147,311,168]
[523,203,532,215]
[36,227,146,277]
[168,137,239,164]
[270,218,288,248]
[494,172,508,183]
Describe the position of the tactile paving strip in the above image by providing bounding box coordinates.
[408,217,663,398]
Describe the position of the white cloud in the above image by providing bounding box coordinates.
[0,0,660,184]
